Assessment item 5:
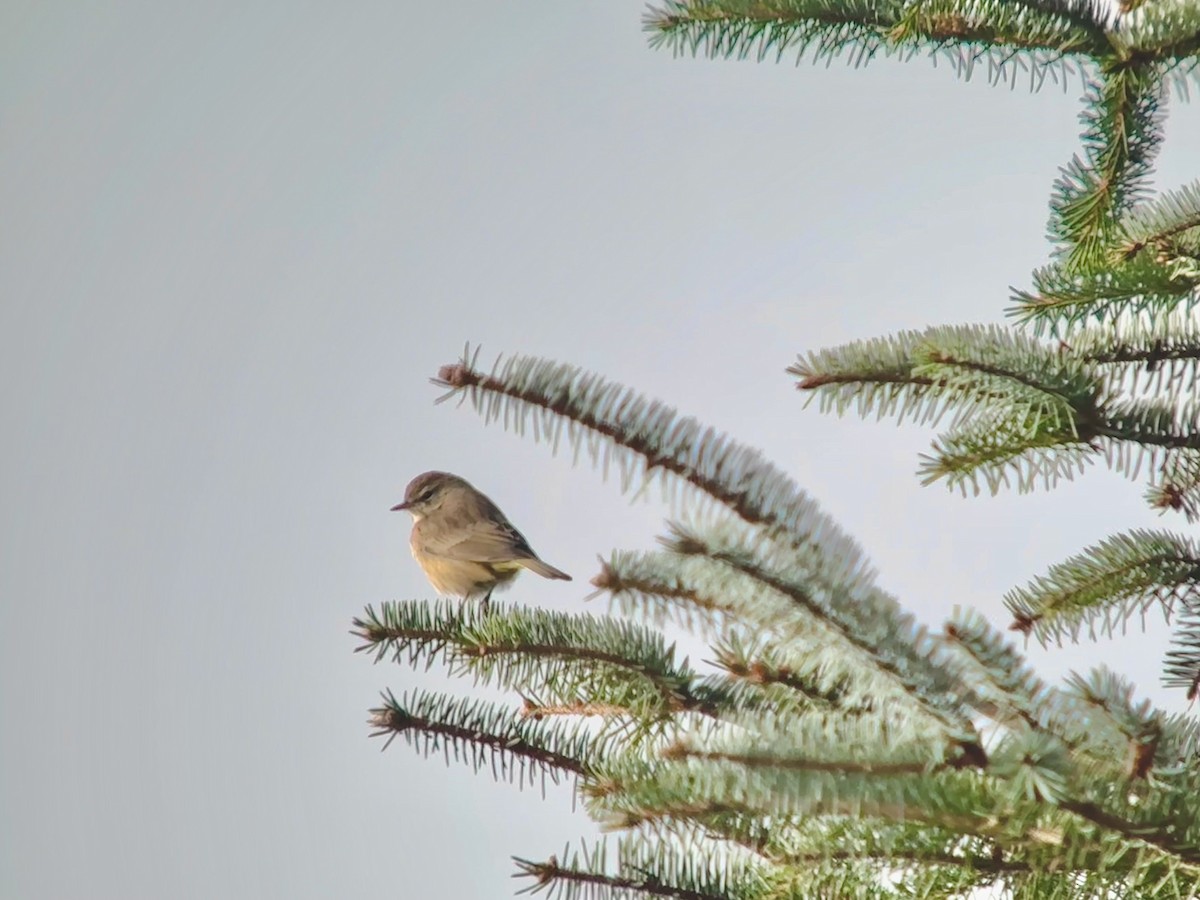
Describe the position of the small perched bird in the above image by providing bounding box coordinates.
[391,471,571,610]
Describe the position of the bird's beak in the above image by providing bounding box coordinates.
[390,501,410,512]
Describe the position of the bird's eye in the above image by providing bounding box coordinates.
[420,490,435,502]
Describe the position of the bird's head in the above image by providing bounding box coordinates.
[390,471,465,518]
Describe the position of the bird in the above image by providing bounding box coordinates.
[391,470,571,610]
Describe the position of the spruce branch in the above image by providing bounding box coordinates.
[1067,312,1200,396]
[782,846,1031,873]
[1004,529,1200,643]
[943,609,1087,745]
[637,798,1200,891]
[749,820,1028,874]
[793,323,1200,496]
[1164,600,1200,699]
[520,698,636,721]
[433,349,878,587]
[587,753,1004,847]
[597,543,891,712]
[917,419,1098,494]
[660,517,977,735]
[789,327,940,419]
[1064,667,1165,778]
[941,611,1197,796]
[597,546,913,714]
[512,858,730,900]
[709,636,847,708]
[1145,451,1200,521]
[1111,179,1200,261]
[1057,799,1200,867]
[613,807,787,864]
[1096,395,1200,452]
[596,550,761,639]
[352,599,476,667]
[791,324,1105,435]
[992,730,1077,804]
[919,396,1200,494]
[356,601,730,722]
[1047,68,1167,272]
[367,690,592,788]
[641,813,1032,875]
[688,677,835,720]
[1011,253,1199,330]
[1114,1,1200,67]
[513,838,762,900]
[663,709,979,774]
[643,0,1107,89]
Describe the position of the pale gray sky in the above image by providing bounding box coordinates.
[2,3,1198,898]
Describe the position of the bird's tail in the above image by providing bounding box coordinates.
[520,557,572,581]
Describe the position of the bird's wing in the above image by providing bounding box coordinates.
[418,518,540,564]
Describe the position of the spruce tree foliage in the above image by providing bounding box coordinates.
[355,2,1200,896]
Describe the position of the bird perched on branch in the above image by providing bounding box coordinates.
[391,470,571,611]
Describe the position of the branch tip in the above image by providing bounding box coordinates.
[1009,613,1038,635]
[434,361,472,389]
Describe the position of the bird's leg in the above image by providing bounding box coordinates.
[479,587,493,615]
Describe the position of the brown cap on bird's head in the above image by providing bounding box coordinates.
[390,471,467,512]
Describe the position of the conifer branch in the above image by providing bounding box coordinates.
[598,548,900,714]
[638,816,1041,897]
[595,552,744,638]
[598,542,891,713]
[791,324,1103,434]
[1011,254,1198,330]
[661,519,976,734]
[356,601,729,721]
[463,639,722,718]
[943,610,1083,744]
[669,706,986,773]
[521,698,635,720]
[794,848,1031,873]
[513,857,731,900]
[918,423,1097,494]
[709,639,846,707]
[1115,3,1200,67]
[588,758,1004,846]
[1095,396,1200,451]
[792,323,1200,496]
[1145,451,1200,521]
[1064,668,1164,778]
[941,613,1193,795]
[1047,69,1166,272]
[601,800,759,835]
[1089,337,1200,372]
[635,810,1038,880]
[616,807,786,863]
[1111,179,1200,261]
[611,781,1200,890]
[1004,529,1200,643]
[1164,601,1200,699]
[352,599,477,666]
[513,838,762,900]
[643,0,1108,88]
[368,690,592,787]
[433,350,879,589]
[667,744,939,776]
[1058,800,1200,867]
[1067,312,1200,396]
[917,400,1200,495]
[754,817,1033,875]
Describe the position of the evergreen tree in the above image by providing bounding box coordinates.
[354,1,1200,896]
